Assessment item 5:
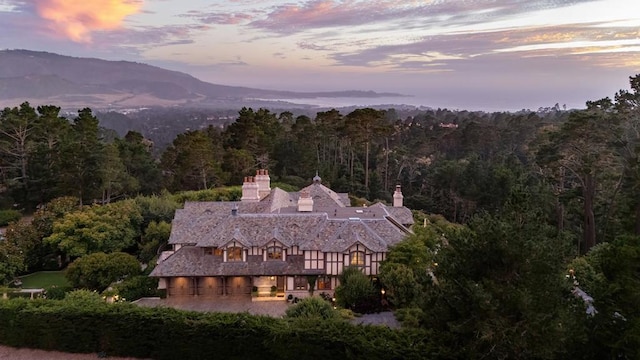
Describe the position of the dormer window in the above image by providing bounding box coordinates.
[204,247,223,256]
[227,246,243,261]
[267,245,283,260]
[350,251,365,267]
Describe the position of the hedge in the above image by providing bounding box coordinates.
[0,299,433,360]
[0,209,21,227]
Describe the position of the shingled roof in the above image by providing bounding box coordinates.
[155,179,414,279]
[151,248,323,277]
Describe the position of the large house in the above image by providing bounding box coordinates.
[150,170,413,300]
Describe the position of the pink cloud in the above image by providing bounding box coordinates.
[33,0,143,43]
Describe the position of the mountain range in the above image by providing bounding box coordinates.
[0,49,403,110]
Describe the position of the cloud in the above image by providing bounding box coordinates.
[326,20,640,72]
[32,0,143,43]
[95,23,206,49]
[184,11,253,25]
[249,0,417,35]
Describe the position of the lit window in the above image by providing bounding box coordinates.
[204,247,223,256]
[350,251,365,267]
[227,247,243,261]
[267,245,283,260]
[317,275,331,290]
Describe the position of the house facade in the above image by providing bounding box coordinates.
[150,170,413,300]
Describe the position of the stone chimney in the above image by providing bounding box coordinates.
[241,176,260,202]
[255,169,271,199]
[393,185,404,207]
[297,189,314,212]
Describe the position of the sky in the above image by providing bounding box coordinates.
[0,0,639,111]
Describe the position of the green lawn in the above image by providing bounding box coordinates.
[19,271,69,289]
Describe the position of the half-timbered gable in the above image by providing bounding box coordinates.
[151,170,413,300]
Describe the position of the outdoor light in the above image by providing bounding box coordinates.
[381,289,386,295]
[269,276,275,280]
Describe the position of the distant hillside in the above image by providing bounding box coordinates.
[0,50,403,109]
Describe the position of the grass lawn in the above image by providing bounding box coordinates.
[19,271,69,289]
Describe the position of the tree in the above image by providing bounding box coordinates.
[45,200,142,258]
[28,105,71,205]
[568,236,640,359]
[115,131,161,195]
[100,143,138,203]
[420,189,576,359]
[536,106,621,252]
[58,108,105,203]
[380,213,460,308]
[223,107,282,165]
[342,108,392,195]
[378,263,420,308]
[334,266,377,313]
[273,115,318,179]
[612,75,640,235]
[0,227,25,284]
[133,194,180,229]
[222,148,254,185]
[160,130,225,191]
[0,102,38,205]
[65,252,141,291]
[139,220,171,263]
[2,220,40,272]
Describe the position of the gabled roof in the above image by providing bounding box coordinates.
[369,202,414,225]
[195,213,325,248]
[297,182,350,209]
[150,247,323,277]
[167,182,413,252]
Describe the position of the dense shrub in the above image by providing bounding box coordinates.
[133,194,180,228]
[44,285,73,300]
[172,187,242,203]
[66,252,141,291]
[63,289,104,306]
[139,221,171,264]
[285,296,339,320]
[270,181,300,192]
[112,275,159,301]
[0,209,21,226]
[394,307,423,328]
[335,266,379,313]
[0,299,433,360]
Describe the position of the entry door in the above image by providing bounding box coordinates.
[277,276,285,292]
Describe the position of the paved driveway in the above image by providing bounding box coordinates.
[134,297,400,328]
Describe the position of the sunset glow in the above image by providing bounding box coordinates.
[35,0,142,42]
[1,0,639,110]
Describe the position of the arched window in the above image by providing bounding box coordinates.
[350,251,365,267]
[267,245,283,260]
[227,246,243,261]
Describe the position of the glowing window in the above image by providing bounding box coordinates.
[227,247,243,261]
[267,245,283,260]
[350,251,365,267]
[317,275,331,290]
